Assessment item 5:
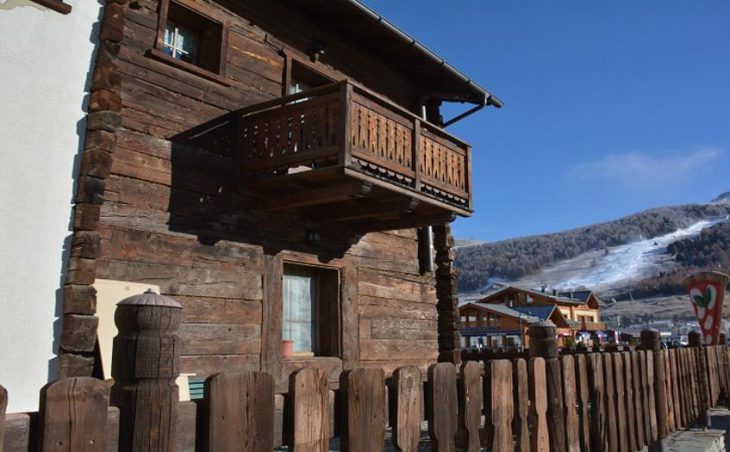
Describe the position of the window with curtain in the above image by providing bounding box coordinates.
[282,264,341,357]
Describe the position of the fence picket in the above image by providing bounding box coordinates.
[560,356,579,452]
[639,351,652,446]
[588,353,606,452]
[663,350,675,432]
[0,384,6,452]
[342,368,386,452]
[289,367,329,452]
[645,351,658,443]
[458,361,482,452]
[621,352,637,451]
[39,377,108,452]
[529,358,549,452]
[575,355,590,452]
[427,363,457,452]
[485,360,513,452]
[513,359,530,452]
[603,353,617,452]
[392,366,421,452]
[205,371,275,452]
[631,351,645,448]
[612,353,628,452]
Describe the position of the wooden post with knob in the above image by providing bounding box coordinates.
[529,321,565,452]
[111,289,182,452]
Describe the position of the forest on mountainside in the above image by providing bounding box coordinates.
[455,203,730,292]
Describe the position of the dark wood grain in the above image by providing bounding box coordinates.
[602,353,617,452]
[289,367,329,452]
[342,368,386,452]
[39,378,108,452]
[621,352,637,451]
[632,351,645,448]
[588,353,606,452]
[392,366,422,452]
[575,354,590,452]
[427,363,457,452]
[529,357,549,452]
[458,361,482,452]
[205,371,275,451]
[513,358,530,452]
[612,352,628,452]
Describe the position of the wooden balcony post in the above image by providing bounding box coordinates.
[111,290,182,452]
[641,329,668,452]
[338,82,353,167]
[413,118,422,191]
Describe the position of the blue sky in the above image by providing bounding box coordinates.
[362,0,730,242]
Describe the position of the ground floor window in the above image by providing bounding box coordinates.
[282,264,340,357]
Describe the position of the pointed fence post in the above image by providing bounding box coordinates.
[641,329,667,452]
[111,290,182,452]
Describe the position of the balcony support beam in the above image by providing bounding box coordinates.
[253,181,372,212]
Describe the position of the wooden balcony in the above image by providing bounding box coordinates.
[235,80,472,232]
[581,320,607,331]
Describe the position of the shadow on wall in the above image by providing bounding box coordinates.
[50,0,107,381]
[166,114,359,262]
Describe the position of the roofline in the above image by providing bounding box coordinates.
[343,0,503,108]
[478,286,591,306]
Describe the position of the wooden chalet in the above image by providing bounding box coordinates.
[459,302,571,349]
[477,286,606,334]
[57,0,502,390]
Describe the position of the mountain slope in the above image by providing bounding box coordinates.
[456,201,730,293]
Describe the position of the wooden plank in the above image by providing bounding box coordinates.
[458,361,482,452]
[622,352,637,452]
[392,366,421,452]
[261,253,283,378]
[632,351,645,448]
[602,353,617,452]
[588,353,606,452]
[612,353,628,452]
[427,363,457,452]
[341,368,386,452]
[575,355,590,452]
[205,371,275,451]
[485,360,513,452]
[513,358,530,452]
[646,351,658,443]
[39,377,108,452]
[689,348,699,421]
[0,385,5,452]
[529,357,550,452]
[561,355,580,452]
[288,367,329,452]
[662,350,674,432]
[675,349,686,427]
[546,358,566,452]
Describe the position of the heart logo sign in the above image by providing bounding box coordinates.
[684,272,728,345]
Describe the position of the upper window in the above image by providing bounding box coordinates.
[283,264,340,357]
[288,61,331,96]
[151,0,228,83]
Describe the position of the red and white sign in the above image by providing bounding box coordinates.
[684,271,729,345]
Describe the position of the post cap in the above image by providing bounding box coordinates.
[117,289,182,308]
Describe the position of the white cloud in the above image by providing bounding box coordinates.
[565,147,723,189]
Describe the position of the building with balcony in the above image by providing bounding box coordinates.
[474,286,606,343]
[0,0,502,410]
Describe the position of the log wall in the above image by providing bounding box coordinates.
[62,0,442,382]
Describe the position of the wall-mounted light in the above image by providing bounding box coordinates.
[310,41,325,62]
[306,228,322,245]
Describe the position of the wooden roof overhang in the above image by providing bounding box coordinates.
[236,80,473,233]
[277,0,502,108]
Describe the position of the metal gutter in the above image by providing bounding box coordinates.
[343,0,503,108]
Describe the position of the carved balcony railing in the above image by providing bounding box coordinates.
[581,320,607,331]
[234,80,473,230]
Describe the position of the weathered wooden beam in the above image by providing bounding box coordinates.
[253,181,372,211]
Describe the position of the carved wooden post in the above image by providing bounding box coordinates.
[111,290,182,452]
[641,329,667,452]
[689,331,711,427]
[529,321,565,452]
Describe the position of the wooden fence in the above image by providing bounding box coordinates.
[1,319,729,451]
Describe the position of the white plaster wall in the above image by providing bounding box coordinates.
[0,0,103,412]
